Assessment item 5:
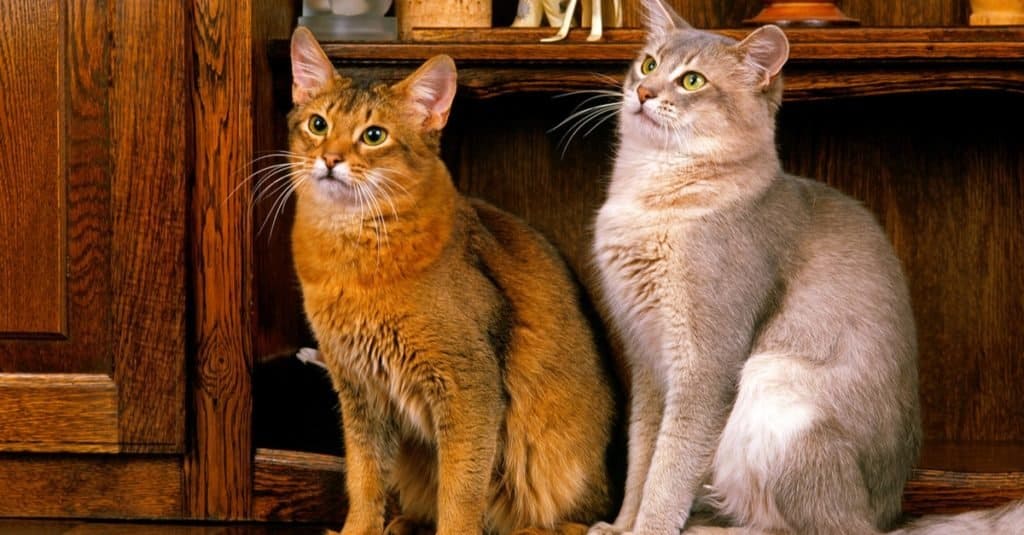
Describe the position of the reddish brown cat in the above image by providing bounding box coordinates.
[286,27,617,535]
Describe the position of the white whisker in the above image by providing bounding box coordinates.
[555,103,621,157]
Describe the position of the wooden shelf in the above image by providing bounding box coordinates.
[253,442,1024,523]
[270,27,1024,100]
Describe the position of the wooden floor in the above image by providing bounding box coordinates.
[0,521,331,534]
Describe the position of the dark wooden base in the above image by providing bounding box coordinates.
[252,443,1024,524]
[744,1,860,27]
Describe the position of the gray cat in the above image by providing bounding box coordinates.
[587,1,1022,534]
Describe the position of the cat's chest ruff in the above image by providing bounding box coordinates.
[312,302,438,442]
[594,221,678,360]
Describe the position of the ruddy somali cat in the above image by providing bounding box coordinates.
[286,27,616,535]
[588,1,1023,534]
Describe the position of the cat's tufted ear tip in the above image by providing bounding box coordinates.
[428,54,457,73]
[396,55,459,131]
[737,24,790,88]
[291,25,316,44]
[290,26,340,105]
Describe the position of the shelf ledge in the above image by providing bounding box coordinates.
[270,28,1024,100]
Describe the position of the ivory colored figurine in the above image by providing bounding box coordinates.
[513,0,623,41]
[512,0,569,28]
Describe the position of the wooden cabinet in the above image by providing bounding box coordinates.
[0,0,187,518]
[0,0,1021,525]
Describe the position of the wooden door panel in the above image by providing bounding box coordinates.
[0,0,111,375]
[0,0,186,454]
[0,1,66,337]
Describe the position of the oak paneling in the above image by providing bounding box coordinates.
[0,0,113,374]
[903,469,1024,516]
[0,374,117,452]
[840,0,966,27]
[186,0,300,519]
[0,455,181,519]
[0,1,65,337]
[253,2,315,363]
[0,0,186,477]
[110,0,188,453]
[250,445,1023,523]
[664,0,763,28]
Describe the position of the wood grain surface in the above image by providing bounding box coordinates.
[0,1,65,337]
[252,0,315,362]
[0,0,113,374]
[903,469,1024,516]
[253,449,348,524]
[840,0,967,27]
[0,520,331,534]
[304,27,1024,61]
[263,28,1024,101]
[0,454,181,519]
[188,0,257,520]
[0,374,117,452]
[110,0,188,453]
[249,446,1024,523]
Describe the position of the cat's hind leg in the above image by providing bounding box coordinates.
[709,353,882,535]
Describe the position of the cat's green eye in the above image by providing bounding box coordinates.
[679,71,707,91]
[308,114,329,135]
[640,56,658,75]
[361,126,388,146]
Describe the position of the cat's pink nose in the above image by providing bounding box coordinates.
[637,85,656,103]
[323,153,343,169]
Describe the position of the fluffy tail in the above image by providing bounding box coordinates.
[892,500,1024,534]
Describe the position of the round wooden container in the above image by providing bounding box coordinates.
[396,0,491,40]
[970,0,1024,25]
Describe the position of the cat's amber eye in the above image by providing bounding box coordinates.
[308,114,329,135]
[679,71,707,91]
[361,126,388,146]
[640,56,657,75]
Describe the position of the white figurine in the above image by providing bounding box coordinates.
[512,0,623,42]
[512,0,569,28]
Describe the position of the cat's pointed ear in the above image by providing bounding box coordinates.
[643,0,692,38]
[736,25,790,88]
[290,26,342,105]
[394,55,457,132]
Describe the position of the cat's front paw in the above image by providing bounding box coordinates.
[588,522,631,535]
